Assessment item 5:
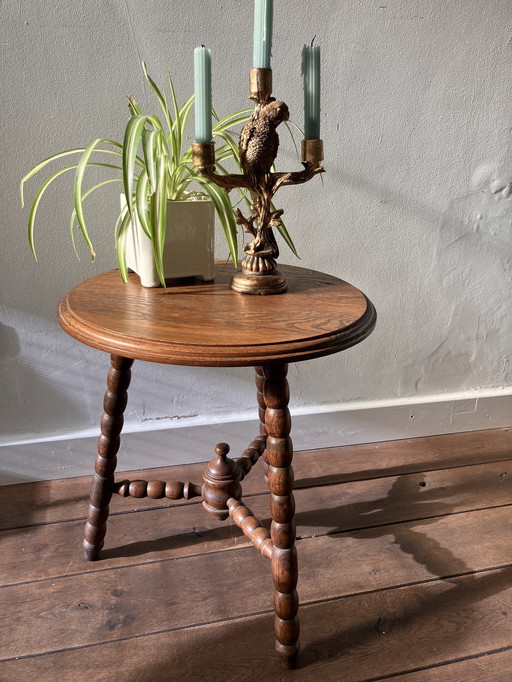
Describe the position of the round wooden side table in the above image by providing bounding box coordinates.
[58,263,376,669]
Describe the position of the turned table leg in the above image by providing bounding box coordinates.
[263,363,299,669]
[255,366,269,483]
[83,354,133,561]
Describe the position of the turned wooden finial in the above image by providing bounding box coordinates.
[205,443,239,481]
[202,443,242,520]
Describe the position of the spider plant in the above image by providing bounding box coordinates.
[20,63,252,286]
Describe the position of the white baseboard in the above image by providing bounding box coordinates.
[1,388,511,485]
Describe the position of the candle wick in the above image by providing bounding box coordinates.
[201,44,205,48]
[311,35,316,47]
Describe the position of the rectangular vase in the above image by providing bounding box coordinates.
[124,197,215,287]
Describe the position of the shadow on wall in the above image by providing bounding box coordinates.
[0,321,84,444]
[0,315,264,482]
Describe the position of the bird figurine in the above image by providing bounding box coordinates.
[239,100,290,179]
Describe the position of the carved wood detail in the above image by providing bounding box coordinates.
[263,363,300,669]
[113,479,202,500]
[255,366,270,484]
[236,434,267,479]
[83,354,133,561]
[227,498,273,559]
[202,443,242,520]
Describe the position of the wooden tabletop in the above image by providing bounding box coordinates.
[58,264,376,367]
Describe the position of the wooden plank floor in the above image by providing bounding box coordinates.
[0,427,511,681]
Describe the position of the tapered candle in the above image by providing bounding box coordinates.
[194,46,212,143]
[253,0,273,69]
[302,43,321,139]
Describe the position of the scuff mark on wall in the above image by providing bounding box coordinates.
[399,300,481,394]
[399,161,512,396]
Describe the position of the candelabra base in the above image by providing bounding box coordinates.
[230,269,287,295]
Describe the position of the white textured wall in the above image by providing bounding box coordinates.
[1,1,512,479]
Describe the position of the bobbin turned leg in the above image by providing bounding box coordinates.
[83,354,133,561]
[255,366,269,483]
[263,363,299,669]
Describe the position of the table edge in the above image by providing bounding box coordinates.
[58,295,377,367]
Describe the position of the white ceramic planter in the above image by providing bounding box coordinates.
[124,197,215,287]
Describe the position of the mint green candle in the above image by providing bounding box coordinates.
[253,0,273,69]
[302,44,321,139]
[194,46,212,143]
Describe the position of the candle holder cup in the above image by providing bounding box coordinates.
[193,67,324,295]
[301,139,324,165]
[249,67,273,104]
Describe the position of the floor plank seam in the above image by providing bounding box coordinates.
[1,504,202,532]
[0,607,273,664]
[293,455,512,490]
[2,504,510,589]
[3,565,511,666]
[3,452,511,532]
[4,460,511,533]
[326,502,512,537]
[291,562,512,608]
[364,644,512,681]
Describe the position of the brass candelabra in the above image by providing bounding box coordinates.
[193,67,324,295]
